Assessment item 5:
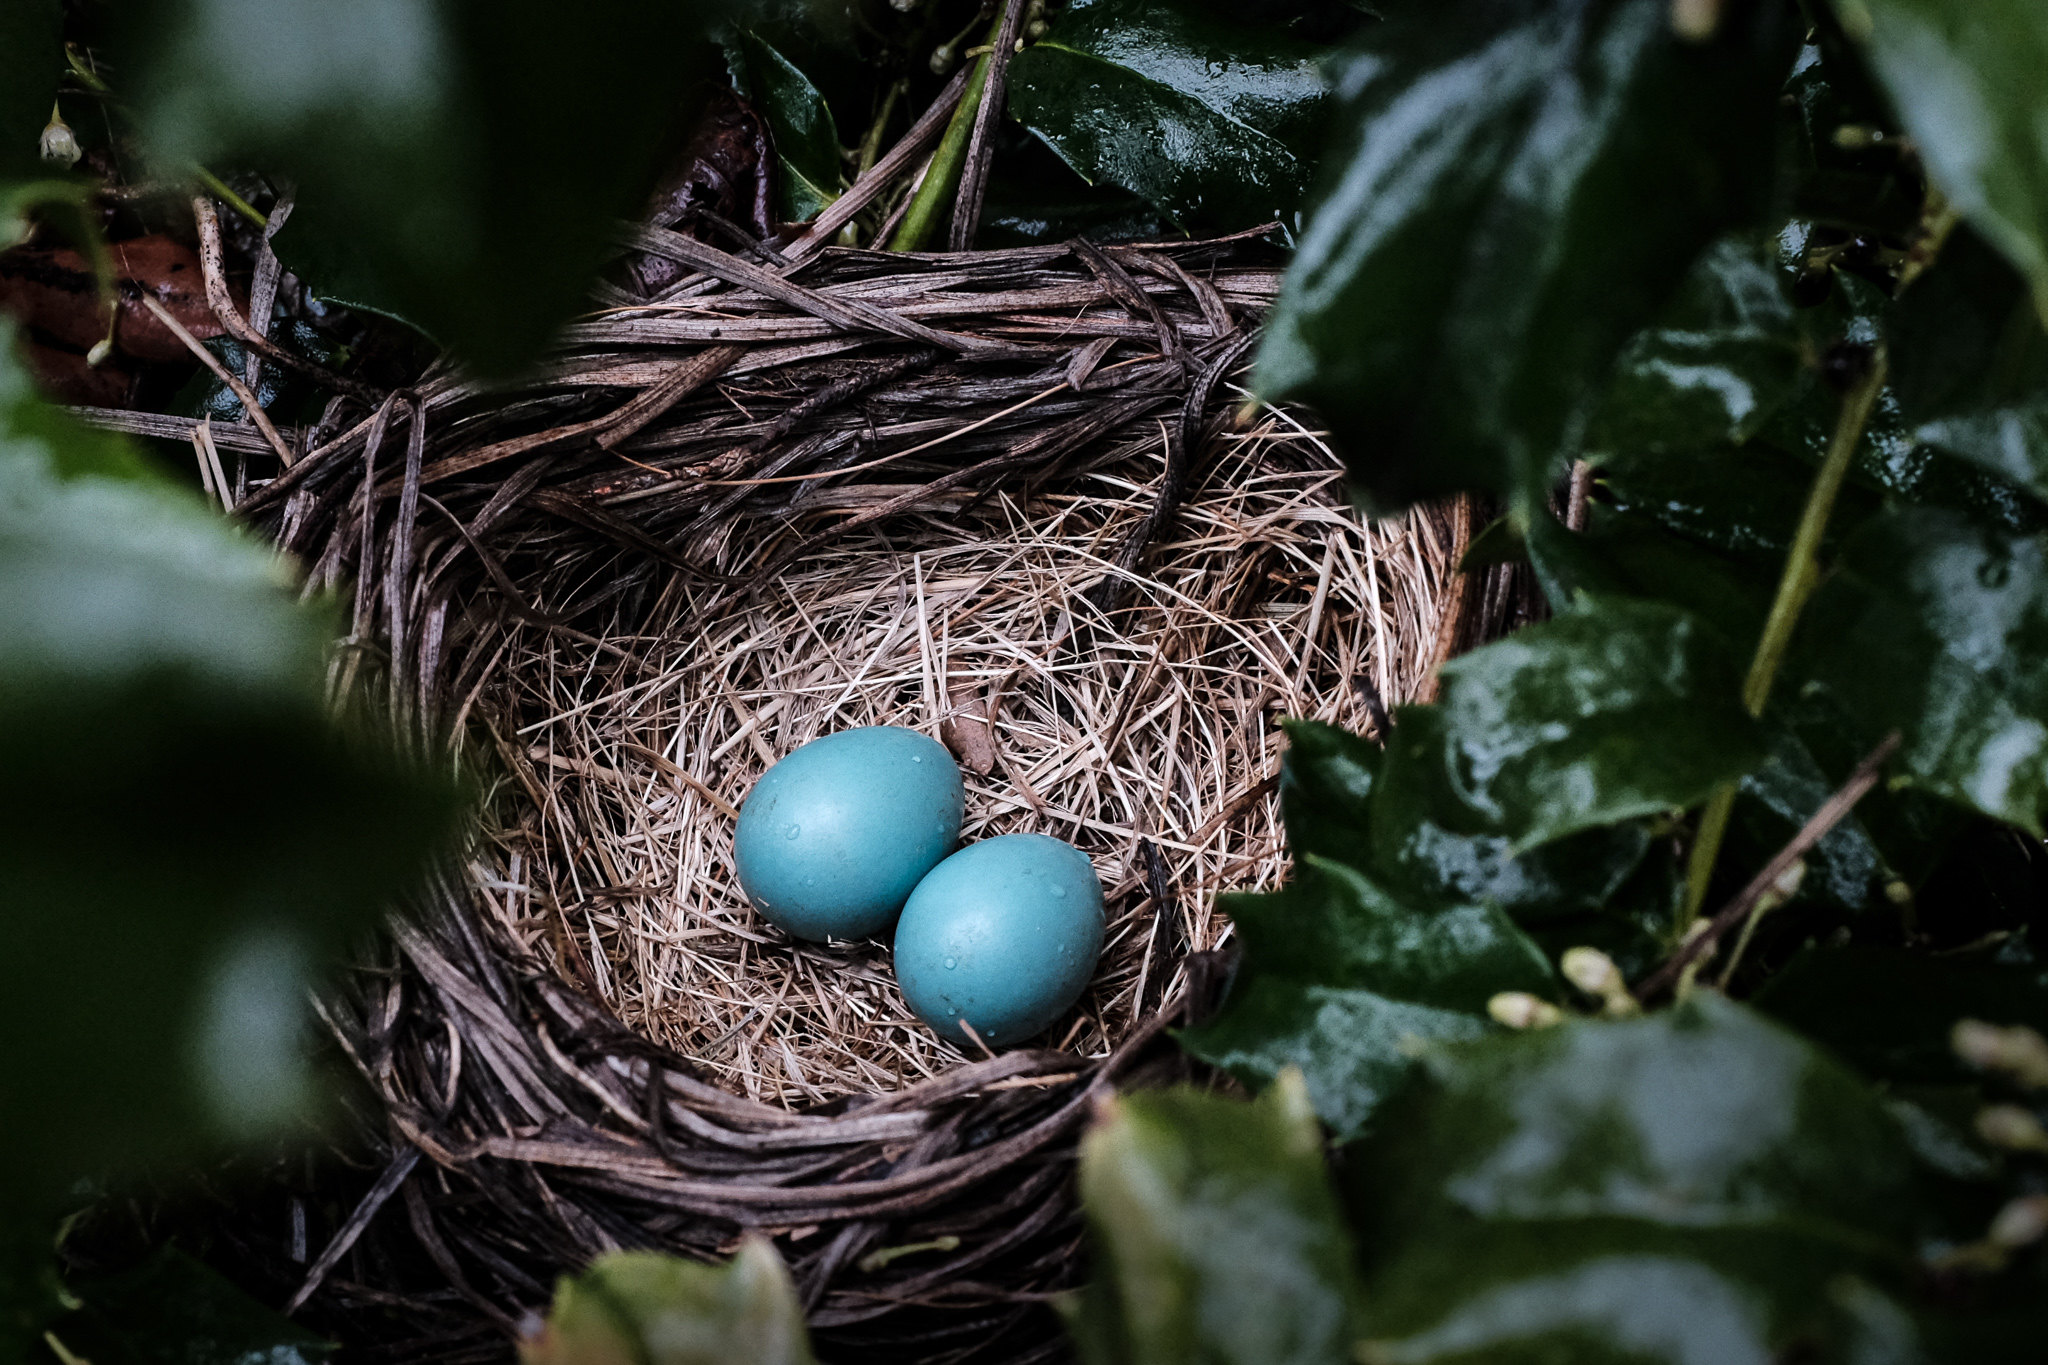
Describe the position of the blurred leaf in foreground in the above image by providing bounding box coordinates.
[0,328,462,1212]
[1255,0,1797,512]
[1348,997,1929,1364]
[114,0,719,378]
[523,1238,813,1365]
[1067,1071,1362,1365]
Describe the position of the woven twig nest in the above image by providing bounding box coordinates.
[234,230,1462,1361]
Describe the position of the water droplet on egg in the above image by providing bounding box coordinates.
[1049,885,1067,898]
[784,823,801,839]
[943,956,957,970]
[911,754,922,762]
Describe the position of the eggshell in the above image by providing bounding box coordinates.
[893,834,1105,1047]
[734,726,963,941]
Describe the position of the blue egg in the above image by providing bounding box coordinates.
[735,726,964,941]
[893,834,1105,1047]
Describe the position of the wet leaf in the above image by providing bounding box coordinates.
[115,0,718,379]
[1067,1073,1362,1365]
[1277,718,1379,862]
[525,1238,814,1365]
[1798,506,2048,832]
[0,235,230,365]
[1255,0,1797,512]
[1007,0,1334,232]
[1347,998,1927,1363]
[725,31,840,225]
[0,330,462,1209]
[1365,705,1658,924]
[1433,596,1767,851]
[1182,855,1554,1140]
[51,1248,335,1365]
[1585,235,1809,456]
[1832,0,2048,323]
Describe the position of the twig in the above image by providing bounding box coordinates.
[137,293,295,465]
[781,68,970,263]
[191,196,386,408]
[1679,348,1889,925]
[889,35,996,252]
[948,0,1027,251]
[1637,731,1900,1001]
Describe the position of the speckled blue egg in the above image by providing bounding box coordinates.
[893,834,1105,1047]
[734,726,963,941]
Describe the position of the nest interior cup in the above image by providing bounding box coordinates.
[215,231,1475,1362]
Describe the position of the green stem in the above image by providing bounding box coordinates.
[193,166,268,230]
[1677,350,1890,928]
[857,79,907,181]
[887,19,1000,252]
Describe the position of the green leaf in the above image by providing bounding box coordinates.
[1366,706,1658,925]
[1347,998,1928,1363]
[1434,596,1768,851]
[114,0,718,379]
[726,31,840,225]
[1183,855,1555,1140]
[1585,235,1809,456]
[1006,0,1334,232]
[0,330,462,1209]
[1254,0,1797,513]
[1799,506,2048,832]
[1832,0,2048,323]
[527,1239,814,1365]
[1068,1073,1363,1365]
[1277,719,1380,861]
[0,1,62,181]
[50,1248,335,1365]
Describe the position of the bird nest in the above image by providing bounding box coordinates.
[209,229,1466,1362]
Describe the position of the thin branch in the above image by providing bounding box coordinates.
[1636,731,1901,1001]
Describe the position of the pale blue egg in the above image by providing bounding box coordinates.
[893,834,1105,1047]
[734,726,963,941]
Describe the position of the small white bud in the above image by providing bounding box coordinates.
[40,101,81,168]
[1488,992,1563,1029]
[929,44,955,75]
[1974,1104,2048,1153]
[1953,1020,2048,1090]
[1989,1195,2048,1250]
[1561,947,1621,997]
[86,337,113,367]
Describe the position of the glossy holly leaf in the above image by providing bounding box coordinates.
[1346,998,1929,1363]
[1799,506,2048,832]
[1006,0,1335,232]
[1278,719,1379,860]
[115,0,718,379]
[526,1239,814,1365]
[1832,0,2048,324]
[1586,235,1809,456]
[1255,0,1797,513]
[725,31,840,225]
[1067,1073,1363,1365]
[1183,855,1555,1140]
[50,1248,335,1365]
[1366,706,1657,927]
[0,331,462,1211]
[1433,595,1767,850]
[1523,508,1773,646]
[0,1,62,180]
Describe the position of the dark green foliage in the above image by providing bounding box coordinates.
[0,333,462,1215]
[48,1250,336,1365]
[111,0,721,378]
[1255,0,1799,513]
[0,0,62,180]
[1007,0,1336,232]
[1067,1075,1363,1365]
[727,30,841,224]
